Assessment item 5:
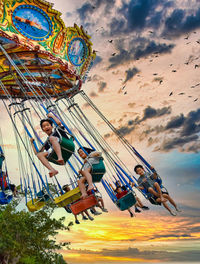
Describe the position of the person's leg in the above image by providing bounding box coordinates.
[84,210,94,221]
[37,152,58,177]
[49,136,64,165]
[81,212,88,220]
[136,196,143,208]
[156,198,176,216]
[163,194,180,211]
[74,214,80,224]
[128,208,135,217]
[81,168,93,191]
[78,177,87,198]
[148,183,166,202]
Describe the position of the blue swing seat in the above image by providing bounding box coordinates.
[0,191,13,205]
[37,190,50,202]
[116,191,136,211]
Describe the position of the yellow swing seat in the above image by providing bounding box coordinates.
[54,187,81,207]
[26,198,46,212]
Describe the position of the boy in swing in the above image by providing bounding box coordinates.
[77,147,102,198]
[134,164,180,215]
[31,113,69,177]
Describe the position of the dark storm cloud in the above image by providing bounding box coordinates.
[71,247,200,262]
[166,114,185,129]
[98,81,107,92]
[77,0,116,21]
[181,109,200,136]
[134,42,175,60]
[108,41,174,69]
[142,106,171,120]
[124,67,139,83]
[119,0,168,31]
[165,109,200,136]
[159,135,199,152]
[163,7,200,37]
[77,3,94,21]
[92,55,102,67]
[116,106,171,136]
[108,0,174,35]
[146,109,200,152]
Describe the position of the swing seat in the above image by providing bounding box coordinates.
[0,191,13,205]
[54,187,81,207]
[70,194,98,215]
[37,190,50,202]
[91,158,106,183]
[116,191,136,211]
[48,137,75,165]
[26,198,45,212]
[0,155,5,169]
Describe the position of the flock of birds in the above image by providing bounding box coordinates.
[91,28,199,101]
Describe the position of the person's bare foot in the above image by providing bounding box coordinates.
[49,170,58,177]
[81,193,88,199]
[57,159,65,165]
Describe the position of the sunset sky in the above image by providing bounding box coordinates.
[0,0,200,263]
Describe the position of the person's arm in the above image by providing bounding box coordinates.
[47,112,62,126]
[30,138,38,155]
[90,151,101,158]
[138,186,144,190]
[150,166,158,179]
[109,183,115,191]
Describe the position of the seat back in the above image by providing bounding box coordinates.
[37,190,50,202]
[70,194,98,215]
[54,187,81,207]
[91,158,106,183]
[0,155,5,169]
[48,137,75,165]
[116,191,136,211]
[0,191,13,205]
[26,198,46,212]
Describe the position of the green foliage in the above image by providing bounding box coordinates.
[0,201,69,264]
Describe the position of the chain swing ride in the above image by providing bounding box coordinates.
[0,0,171,219]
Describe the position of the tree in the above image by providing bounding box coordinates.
[0,200,71,264]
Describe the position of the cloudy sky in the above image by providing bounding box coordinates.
[1,0,200,263]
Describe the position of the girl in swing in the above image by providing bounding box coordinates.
[77,147,102,198]
[31,113,69,177]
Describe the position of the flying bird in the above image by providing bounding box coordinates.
[178,92,185,95]
[169,92,173,96]
[172,70,177,72]
[194,98,198,102]
[153,73,158,75]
